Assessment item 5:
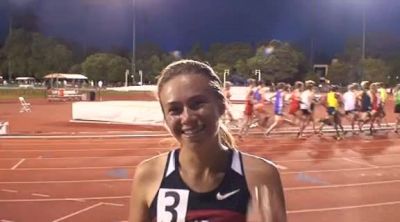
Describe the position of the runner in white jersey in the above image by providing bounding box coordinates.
[342,83,359,134]
[297,80,316,138]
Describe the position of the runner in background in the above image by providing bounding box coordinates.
[367,83,380,134]
[376,82,389,127]
[317,85,345,140]
[238,78,257,139]
[288,81,304,125]
[342,83,360,134]
[394,84,400,133]
[253,80,270,129]
[223,81,235,124]
[264,82,295,136]
[297,80,317,139]
[357,81,372,133]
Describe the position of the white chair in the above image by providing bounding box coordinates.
[19,97,32,112]
[0,121,9,134]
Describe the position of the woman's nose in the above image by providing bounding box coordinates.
[180,107,194,123]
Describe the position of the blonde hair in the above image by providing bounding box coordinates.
[157,60,236,148]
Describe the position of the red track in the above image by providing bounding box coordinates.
[1,134,400,222]
[1,97,400,221]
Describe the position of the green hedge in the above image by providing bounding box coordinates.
[0,87,144,99]
[0,88,48,99]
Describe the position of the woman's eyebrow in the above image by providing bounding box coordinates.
[188,94,210,101]
[166,101,181,107]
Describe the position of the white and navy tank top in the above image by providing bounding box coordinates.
[149,149,250,222]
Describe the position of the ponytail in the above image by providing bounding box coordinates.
[218,122,236,149]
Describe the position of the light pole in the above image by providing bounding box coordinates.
[138,70,143,85]
[223,69,229,87]
[8,5,12,83]
[362,6,366,61]
[124,69,129,87]
[131,0,136,82]
[360,4,367,81]
[255,69,261,82]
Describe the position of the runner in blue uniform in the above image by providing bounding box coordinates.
[264,82,294,136]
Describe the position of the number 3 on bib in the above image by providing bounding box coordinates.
[157,188,189,222]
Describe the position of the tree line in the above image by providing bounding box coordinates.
[1,28,400,86]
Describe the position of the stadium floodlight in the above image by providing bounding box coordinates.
[264,46,274,56]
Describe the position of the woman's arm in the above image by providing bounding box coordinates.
[129,154,167,222]
[129,163,152,222]
[243,154,287,222]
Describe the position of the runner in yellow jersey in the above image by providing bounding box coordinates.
[318,85,345,140]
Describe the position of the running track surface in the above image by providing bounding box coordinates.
[1,96,400,221]
[1,133,400,222]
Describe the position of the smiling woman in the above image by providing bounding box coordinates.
[128,60,287,222]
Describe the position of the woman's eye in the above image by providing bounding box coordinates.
[168,107,181,115]
[190,101,206,110]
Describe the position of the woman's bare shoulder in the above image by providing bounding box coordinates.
[134,152,169,185]
[241,152,277,170]
[240,152,280,184]
[131,152,171,207]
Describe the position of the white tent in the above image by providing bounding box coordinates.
[16,77,36,88]
[43,73,89,88]
[43,73,88,80]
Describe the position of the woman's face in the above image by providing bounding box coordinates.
[159,73,224,146]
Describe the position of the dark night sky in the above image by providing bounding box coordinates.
[1,0,400,57]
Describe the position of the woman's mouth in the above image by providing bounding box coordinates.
[181,125,205,137]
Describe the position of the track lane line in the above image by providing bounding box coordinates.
[282,165,400,174]
[64,198,85,202]
[0,166,137,170]
[287,200,400,214]
[2,149,400,165]
[10,159,25,170]
[0,179,132,184]
[3,163,400,172]
[31,193,50,198]
[0,195,130,202]
[285,179,400,191]
[51,202,104,222]
[0,134,171,139]
[103,202,124,207]
[341,157,378,168]
[1,189,18,193]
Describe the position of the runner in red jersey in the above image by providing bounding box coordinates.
[288,81,303,125]
[238,78,257,139]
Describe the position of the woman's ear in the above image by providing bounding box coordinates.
[163,120,173,135]
[218,102,227,116]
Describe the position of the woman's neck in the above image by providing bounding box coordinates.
[179,142,229,175]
